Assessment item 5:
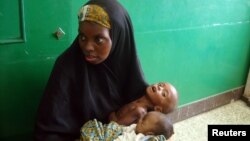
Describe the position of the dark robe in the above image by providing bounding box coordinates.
[34,0,148,140]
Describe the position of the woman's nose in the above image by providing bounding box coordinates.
[84,41,94,51]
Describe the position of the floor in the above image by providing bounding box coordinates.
[172,100,250,141]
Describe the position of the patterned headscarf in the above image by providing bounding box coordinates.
[78,4,111,29]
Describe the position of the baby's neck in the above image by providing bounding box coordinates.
[136,96,154,111]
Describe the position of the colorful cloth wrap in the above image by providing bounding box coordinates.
[80,119,123,141]
[80,119,167,141]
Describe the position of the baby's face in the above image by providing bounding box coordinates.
[135,112,159,135]
[136,111,174,139]
[146,82,178,113]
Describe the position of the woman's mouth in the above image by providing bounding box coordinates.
[85,55,97,62]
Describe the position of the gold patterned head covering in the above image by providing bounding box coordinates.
[78,4,111,29]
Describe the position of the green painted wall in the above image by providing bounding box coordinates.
[0,0,83,140]
[0,0,250,140]
[120,0,250,105]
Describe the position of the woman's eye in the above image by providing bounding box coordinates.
[96,37,104,44]
[79,35,86,41]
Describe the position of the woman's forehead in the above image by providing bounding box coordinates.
[78,21,109,35]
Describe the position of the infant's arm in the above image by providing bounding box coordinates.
[110,107,147,126]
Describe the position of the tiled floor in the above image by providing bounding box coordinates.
[172,100,250,141]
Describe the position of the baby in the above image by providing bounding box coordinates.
[80,111,174,141]
[109,82,178,126]
[135,111,174,140]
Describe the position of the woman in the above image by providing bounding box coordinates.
[34,0,148,141]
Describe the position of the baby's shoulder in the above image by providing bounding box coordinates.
[133,106,147,117]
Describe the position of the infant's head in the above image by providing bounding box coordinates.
[135,111,174,139]
[146,82,178,113]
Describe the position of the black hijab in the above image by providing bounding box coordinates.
[34,0,148,140]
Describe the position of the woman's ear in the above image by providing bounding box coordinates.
[154,106,162,112]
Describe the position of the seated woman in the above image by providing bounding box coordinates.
[109,82,178,126]
[80,111,174,141]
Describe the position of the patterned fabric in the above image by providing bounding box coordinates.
[78,4,111,29]
[147,135,166,141]
[80,119,123,141]
[80,119,167,141]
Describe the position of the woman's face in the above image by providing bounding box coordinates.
[78,21,112,64]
